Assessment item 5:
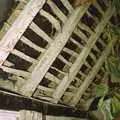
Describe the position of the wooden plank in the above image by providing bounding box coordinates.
[89,52,97,63]
[60,0,74,14]
[98,38,106,47]
[1,66,30,78]
[20,36,46,53]
[50,66,66,75]
[93,2,104,15]
[84,61,91,68]
[0,0,46,67]
[11,49,38,64]
[68,85,78,91]
[45,72,60,84]
[70,36,117,106]
[0,1,29,40]
[19,4,90,96]
[30,22,53,43]
[93,45,101,53]
[74,28,88,42]
[58,55,72,66]
[70,37,84,49]
[52,6,115,103]
[47,0,67,23]
[7,0,29,25]
[39,9,61,31]
[0,75,26,91]
[3,60,14,67]
[78,22,94,34]
[86,11,99,23]
[63,47,78,57]
[33,93,54,102]
[79,71,87,78]
[38,85,54,93]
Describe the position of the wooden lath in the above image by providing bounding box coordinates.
[0,0,46,66]
[52,6,115,103]
[0,0,30,40]
[0,0,117,109]
[69,36,117,106]
[19,3,90,97]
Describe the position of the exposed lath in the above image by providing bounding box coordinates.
[0,0,117,109]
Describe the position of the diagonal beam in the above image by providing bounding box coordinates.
[0,0,46,67]
[52,6,115,103]
[70,36,117,106]
[19,4,90,97]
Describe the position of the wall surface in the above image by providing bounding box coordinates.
[0,110,87,120]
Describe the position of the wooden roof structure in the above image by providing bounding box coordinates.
[0,0,117,110]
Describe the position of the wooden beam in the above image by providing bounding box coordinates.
[47,0,67,23]
[19,4,90,97]
[11,49,38,64]
[30,22,53,44]
[52,6,115,103]
[0,0,46,67]
[70,36,117,106]
[39,9,61,31]
[20,36,46,53]
[60,0,74,14]
[1,66,30,78]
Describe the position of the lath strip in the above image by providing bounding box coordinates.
[50,66,66,76]
[86,11,99,23]
[0,0,46,67]
[20,36,46,53]
[11,49,38,64]
[47,0,90,42]
[58,55,72,66]
[79,71,87,78]
[0,0,29,40]
[19,4,90,97]
[70,38,84,49]
[39,9,61,31]
[3,60,14,67]
[89,52,97,63]
[78,22,94,34]
[93,2,104,15]
[60,0,74,13]
[1,66,30,78]
[70,36,117,106]
[63,47,78,57]
[52,6,115,103]
[47,0,67,23]
[30,22,53,43]
[74,28,88,42]
[45,72,60,84]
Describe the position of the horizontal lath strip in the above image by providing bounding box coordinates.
[11,49,38,64]
[20,36,46,53]
[1,66,30,78]
[30,22,53,44]
[47,0,67,23]
[60,0,74,13]
[39,9,61,31]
